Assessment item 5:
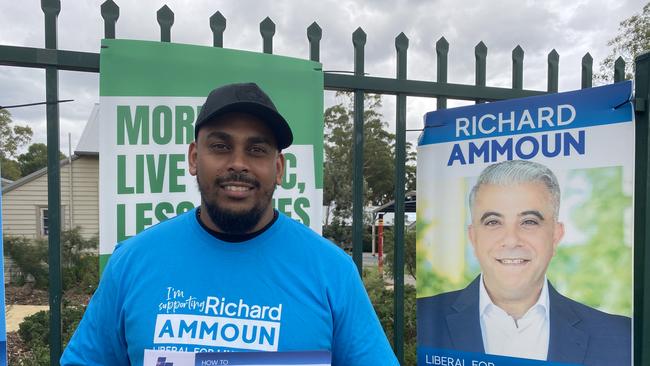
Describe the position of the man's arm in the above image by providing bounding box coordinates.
[60,253,130,365]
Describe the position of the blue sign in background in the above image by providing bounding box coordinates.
[0,181,6,366]
[419,81,633,146]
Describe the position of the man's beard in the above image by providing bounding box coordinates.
[197,170,276,234]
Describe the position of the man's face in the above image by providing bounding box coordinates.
[188,112,285,234]
[468,182,564,304]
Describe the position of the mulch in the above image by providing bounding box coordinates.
[7,331,32,365]
[5,285,92,306]
[5,285,93,363]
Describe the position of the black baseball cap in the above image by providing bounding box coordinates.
[194,82,294,150]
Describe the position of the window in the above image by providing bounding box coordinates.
[41,208,48,236]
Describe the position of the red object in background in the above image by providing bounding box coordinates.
[378,213,384,273]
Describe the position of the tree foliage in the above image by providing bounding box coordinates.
[383,226,417,279]
[597,2,650,83]
[17,142,66,177]
[0,109,33,180]
[322,92,416,247]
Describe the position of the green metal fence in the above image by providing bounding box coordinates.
[0,1,647,365]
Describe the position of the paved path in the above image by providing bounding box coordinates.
[5,305,49,332]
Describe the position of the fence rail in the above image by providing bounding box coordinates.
[0,1,644,365]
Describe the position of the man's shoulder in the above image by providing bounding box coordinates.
[417,279,478,316]
[551,285,631,334]
[275,213,351,260]
[110,209,194,260]
[417,288,465,309]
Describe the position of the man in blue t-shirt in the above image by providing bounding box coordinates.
[61,83,398,366]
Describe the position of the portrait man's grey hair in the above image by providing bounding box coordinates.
[468,160,561,219]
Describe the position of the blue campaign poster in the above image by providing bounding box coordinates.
[0,171,7,366]
[416,82,634,365]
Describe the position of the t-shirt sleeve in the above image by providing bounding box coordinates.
[329,257,399,366]
[60,252,130,366]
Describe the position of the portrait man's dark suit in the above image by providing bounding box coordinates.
[417,277,631,366]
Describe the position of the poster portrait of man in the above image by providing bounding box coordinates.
[417,160,631,365]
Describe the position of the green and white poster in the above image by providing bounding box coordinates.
[99,39,324,269]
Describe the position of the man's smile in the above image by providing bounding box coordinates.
[495,258,530,265]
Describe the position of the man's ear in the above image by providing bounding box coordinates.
[552,221,565,255]
[275,152,285,185]
[468,224,477,250]
[188,141,198,176]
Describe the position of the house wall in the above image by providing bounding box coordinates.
[1,155,99,240]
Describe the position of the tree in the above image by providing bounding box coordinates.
[1,157,21,181]
[18,143,65,177]
[322,93,416,247]
[0,109,33,180]
[597,2,650,83]
[383,225,416,279]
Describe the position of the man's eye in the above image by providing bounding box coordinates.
[210,143,229,151]
[484,219,500,226]
[522,219,539,226]
[249,145,267,154]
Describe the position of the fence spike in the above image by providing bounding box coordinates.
[547,49,559,92]
[307,22,322,62]
[157,5,174,42]
[436,37,449,109]
[614,56,626,82]
[210,11,226,47]
[41,0,61,15]
[475,41,487,103]
[260,17,276,54]
[395,32,409,52]
[582,52,593,89]
[512,45,524,89]
[101,0,120,39]
[352,27,367,48]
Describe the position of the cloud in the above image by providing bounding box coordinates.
[0,0,646,150]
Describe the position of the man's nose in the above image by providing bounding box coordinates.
[227,148,249,172]
[501,224,522,247]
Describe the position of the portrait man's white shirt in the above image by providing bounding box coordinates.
[479,275,550,361]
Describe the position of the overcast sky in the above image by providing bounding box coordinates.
[0,0,645,154]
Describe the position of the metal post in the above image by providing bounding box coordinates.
[581,53,593,89]
[68,133,73,229]
[352,27,366,275]
[547,49,559,93]
[512,45,524,90]
[394,32,408,365]
[210,11,226,48]
[41,0,62,364]
[157,5,174,43]
[100,0,119,39]
[634,50,650,366]
[436,37,449,110]
[260,17,275,54]
[614,57,625,83]
[475,41,487,103]
[307,22,322,62]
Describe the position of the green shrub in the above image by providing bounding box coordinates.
[363,269,416,366]
[4,228,99,293]
[3,235,48,288]
[16,305,86,366]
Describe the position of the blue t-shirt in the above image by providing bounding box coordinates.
[61,209,398,366]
